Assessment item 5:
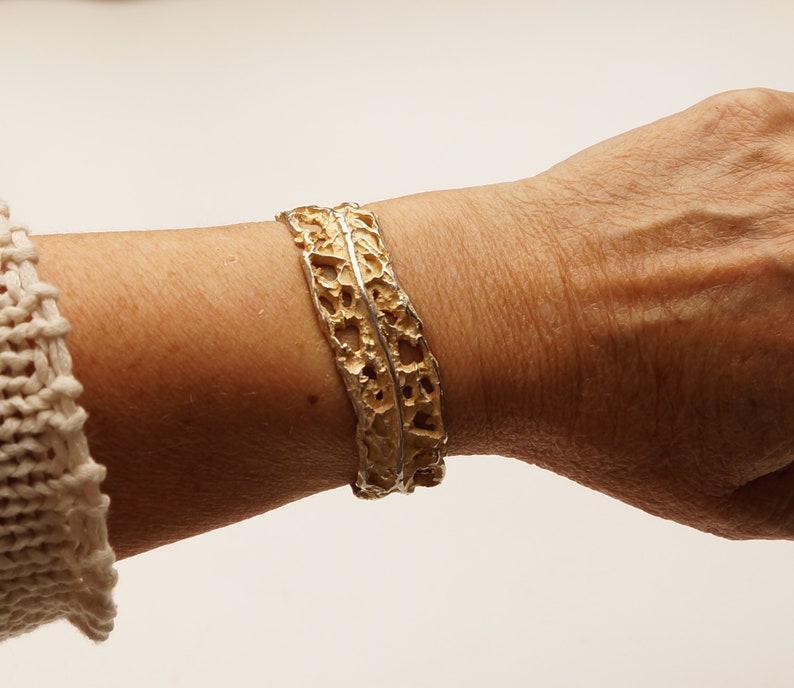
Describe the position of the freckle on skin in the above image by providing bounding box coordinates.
[307,394,319,405]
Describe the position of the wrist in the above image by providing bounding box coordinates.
[372,181,584,463]
[368,190,503,458]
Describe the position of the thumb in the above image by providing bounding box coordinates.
[725,462,794,540]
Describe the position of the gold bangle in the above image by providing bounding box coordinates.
[276,203,447,499]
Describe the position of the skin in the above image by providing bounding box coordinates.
[35,88,794,558]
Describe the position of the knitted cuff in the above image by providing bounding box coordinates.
[0,202,116,642]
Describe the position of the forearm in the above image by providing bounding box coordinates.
[34,190,510,558]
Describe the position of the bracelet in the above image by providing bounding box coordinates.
[0,202,116,641]
[276,203,447,499]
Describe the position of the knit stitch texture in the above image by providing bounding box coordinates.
[0,202,116,642]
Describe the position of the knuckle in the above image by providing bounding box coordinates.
[762,234,794,285]
[698,88,794,137]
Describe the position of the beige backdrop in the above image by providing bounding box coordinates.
[1,0,793,686]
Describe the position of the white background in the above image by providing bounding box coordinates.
[1,1,793,686]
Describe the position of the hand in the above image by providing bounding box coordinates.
[481,88,794,539]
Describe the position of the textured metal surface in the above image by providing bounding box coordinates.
[276,203,447,498]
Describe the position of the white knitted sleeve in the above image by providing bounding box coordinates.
[0,202,117,642]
